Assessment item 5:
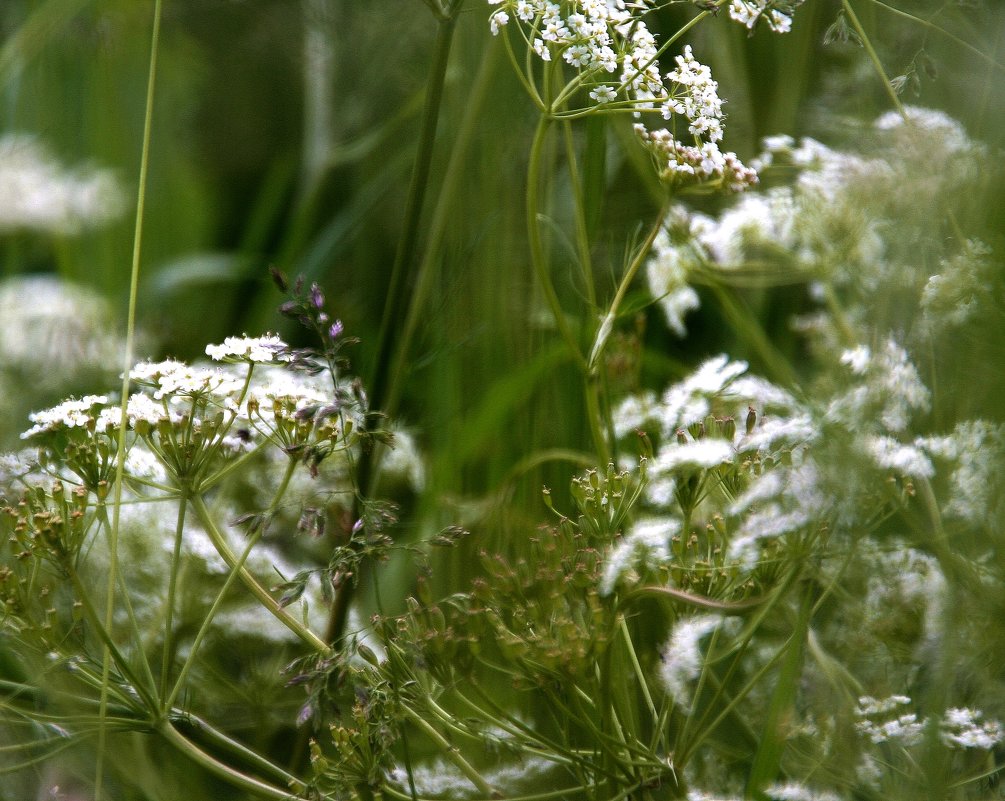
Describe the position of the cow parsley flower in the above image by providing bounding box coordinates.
[763,782,841,801]
[728,1,804,34]
[940,708,1004,750]
[855,695,925,745]
[600,516,679,595]
[660,615,741,710]
[205,334,289,364]
[21,395,110,439]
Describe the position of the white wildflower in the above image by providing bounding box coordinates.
[589,84,617,104]
[660,615,740,710]
[917,420,1005,526]
[600,517,679,595]
[0,276,130,389]
[855,695,924,745]
[21,395,109,439]
[653,438,733,473]
[612,390,659,438]
[205,334,289,364]
[918,239,993,333]
[129,360,245,401]
[861,435,934,478]
[940,708,1004,750]
[828,339,929,434]
[764,782,841,801]
[0,134,126,234]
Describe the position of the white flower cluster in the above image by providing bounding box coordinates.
[205,334,289,364]
[0,134,125,235]
[659,614,741,711]
[600,516,678,595]
[940,708,1004,750]
[646,107,990,343]
[728,0,804,34]
[919,420,1005,527]
[487,1,760,188]
[855,695,925,746]
[855,697,1003,752]
[763,782,841,801]
[488,0,657,100]
[18,335,358,478]
[130,360,247,402]
[634,123,759,192]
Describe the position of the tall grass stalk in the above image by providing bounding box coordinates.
[96,2,162,798]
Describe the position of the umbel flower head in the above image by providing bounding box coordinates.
[19,333,364,491]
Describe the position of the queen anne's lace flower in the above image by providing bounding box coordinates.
[21,395,109,439]
[486,1,762,190]
[205,334,289,364]
[728,0,803,34]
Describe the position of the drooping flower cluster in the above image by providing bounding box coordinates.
[487,1,768,190]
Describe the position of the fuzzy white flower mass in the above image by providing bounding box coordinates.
[0,134,126,234]
[660,615,740,710]
[205,334,289,364]
[600,516,679,595]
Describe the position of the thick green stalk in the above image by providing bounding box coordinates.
[325,5,459,654]
[384,38,501,421]
[157,720,298,800]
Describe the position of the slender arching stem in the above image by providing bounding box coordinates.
[190,492,331,655]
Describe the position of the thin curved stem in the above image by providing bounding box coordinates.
[190,492,330,655]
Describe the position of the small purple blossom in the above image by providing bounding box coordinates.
[329,319,344,339]
[310,283,325,309]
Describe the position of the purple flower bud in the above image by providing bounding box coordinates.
[329,319,344,339]
[310,283,325,309]
[318,312,329,324]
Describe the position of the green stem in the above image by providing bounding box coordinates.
[588,211,664,371]
[170,710,307,794]
[403,707,498,799]
[190,492,330,655]
[158,720,300,800]
[64,565,157,712]
[161,488,189,699]
[163,516,264,712]
[384,39,501,421]
[97,2,162,797]
[841,0,907,117]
